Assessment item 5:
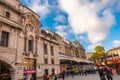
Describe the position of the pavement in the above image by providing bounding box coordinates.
[58,73,120,80]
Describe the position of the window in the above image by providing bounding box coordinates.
[24,38,27,52]
[44,58,48,64]
[52,69,55,74]
[28,40,33,52]
[51,59,54,64]
[5,12,10,18]
[44,69,48,74]
[1,31,9,47]
[44,44,47,54]
[50,46,54,56]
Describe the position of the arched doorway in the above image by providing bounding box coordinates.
[0,60,12,80]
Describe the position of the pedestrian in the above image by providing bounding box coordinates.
[43,73,49,80]
[71,69,74,77]
[98,67,106,80]
[105,67,113,80]
[61,70,65,80]
[54,74,58,80]
[24,75,27,80]
[79,69,82,76]
[85,69,87,76]
[51,74,55,80]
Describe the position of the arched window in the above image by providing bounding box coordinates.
[28,35,34,52]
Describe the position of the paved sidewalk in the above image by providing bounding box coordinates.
[58,73,120,80]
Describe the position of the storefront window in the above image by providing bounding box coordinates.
[23,58,36,80]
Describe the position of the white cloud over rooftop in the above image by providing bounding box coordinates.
[21,0,120,51]
[58,0,116,44]
[55,25,68,37]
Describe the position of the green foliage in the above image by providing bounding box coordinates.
[89,45,105,64]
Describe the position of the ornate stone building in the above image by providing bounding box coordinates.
[0,0,87,79]
[59,39,86,70]
[0,0,42,79]
[107,47,120,57]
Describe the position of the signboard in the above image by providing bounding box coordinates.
[24,70,37,74]
[0,73,10,77]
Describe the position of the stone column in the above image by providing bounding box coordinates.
[26,37,28,53]
[0,27,2,45]
[24,37,27,52]
[35,35,38,54]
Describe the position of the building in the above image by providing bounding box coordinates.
[40,29,60,76]
[0,0,42,79]
[0,0,87,79]
[59,40,87,71]
[96,47,120,67]
[106,47,120,65]
[107,47,120,57]
[86,52,93,60]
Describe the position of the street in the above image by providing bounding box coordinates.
[58,73,120,80]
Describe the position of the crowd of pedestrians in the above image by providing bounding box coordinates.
[42,67,96,80]
[42,65,120,80]
[98,66,114,80]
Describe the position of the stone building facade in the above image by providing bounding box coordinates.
[40,29,60,76]
[0,0,42,79]
[0,0,86,80]
[107,47,120,57]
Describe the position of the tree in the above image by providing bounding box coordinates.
[89,45,105,64]
[95,45,105,56]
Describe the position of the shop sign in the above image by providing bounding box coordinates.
[0,73,10,77]
[24,70,36,74]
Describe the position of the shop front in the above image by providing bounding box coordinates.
[23,58,36,80]
[0,60,11,80]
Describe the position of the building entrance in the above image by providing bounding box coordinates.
[0,60,11,80]
[23,58,36,80]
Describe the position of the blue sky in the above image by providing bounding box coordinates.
[20,0,120,52]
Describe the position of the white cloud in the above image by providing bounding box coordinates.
[78,35,88,43]
[79,35,85,40]
[58,0,117,44]
[113,40,120,47]
[31,0,50,17]
[55,25,68,37]
[23,0,50,18]
[54,15,66,23]
[87,43,102,51]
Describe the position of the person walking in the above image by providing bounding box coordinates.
[105,67,113,80]
[43,73,49,80]
[98,67,106,80]
[61,70,65,80]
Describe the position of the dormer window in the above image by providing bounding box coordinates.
[5,12,10,18]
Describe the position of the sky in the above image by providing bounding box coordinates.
[20,0,120,52]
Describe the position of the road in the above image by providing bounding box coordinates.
[58,73,120,80]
